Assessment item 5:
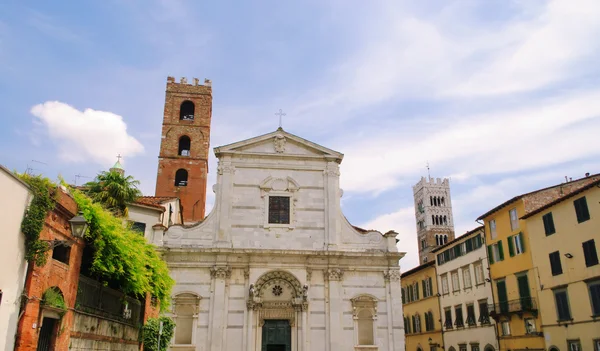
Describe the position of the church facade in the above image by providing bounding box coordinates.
[151,80,405,351]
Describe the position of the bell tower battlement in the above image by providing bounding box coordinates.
[155,76,213,223]
[413,176,455,264]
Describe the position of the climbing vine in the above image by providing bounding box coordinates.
[70,188,174,309]
[19,174,56,266]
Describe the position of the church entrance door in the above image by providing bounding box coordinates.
[261,319,291,351]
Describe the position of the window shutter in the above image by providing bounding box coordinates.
[498,241,505,260]
[550,251,563,276]
[422,280,427,297]
[583,240,599,267]
[401,288,405,304]
[416,284,420,300]
[519,232,526,253]
[429,277,433,295]
[590,283,600,315]
[508,236,515,257]
[412,316,416,333]
[488,245,494,264]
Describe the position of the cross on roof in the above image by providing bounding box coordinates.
[117,154,122,162]
[275,109,286,129]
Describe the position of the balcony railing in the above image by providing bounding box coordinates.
[489,297,537,316]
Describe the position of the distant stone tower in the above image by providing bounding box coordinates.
[413,177,455,264]
[155,76,212,223]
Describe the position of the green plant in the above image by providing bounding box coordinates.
[70,188,174,309]
[18,174,57,266]
[42,288,67,310]
[141,317,175,351]
[83,170,142,216]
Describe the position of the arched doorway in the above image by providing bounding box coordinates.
[37,287,66,351]
[248,271,307,351]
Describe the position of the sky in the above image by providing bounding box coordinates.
[1,0,600,271]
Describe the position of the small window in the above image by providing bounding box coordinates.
[444,308,453,329]
[583,239,599,267]
[425,311,435,331]
[549,251,563,276]
[509,208,519,231]
[441,274,449,294]
[454,305,464,327]
[178,136,191,156]
[478,299,490,324]
[422,277,432,298]
[588,280,600,316]
[508,233,525,257]
[554,288,572,321]
[574,196,590,223]
[463,267,472,289]
[524,317,536,334]
[52,244,71,264]
[543,212,556,235]
[489,219,497,239]
[466,304,476,326]
[179,100,195,120]
[451,271,460,292]
[501,321,511,335]
[471,345,480,351]
[488,241,504,263]
[404,316,411,334]
[568,340,581,351]
[268,196,290,224]
[459,345,467,351]
[474,263,484,285]
[130,221,146,234]
[414,314,421,333]
[175,169,188,186]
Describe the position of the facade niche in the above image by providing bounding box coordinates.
[178,136,191,156]
[180,101,195,120]
[352,295,377,346]
[172,293,201,345]
[175,169,188,187]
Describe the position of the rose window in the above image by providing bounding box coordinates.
[272,285,283,296]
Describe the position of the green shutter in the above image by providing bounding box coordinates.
[508,235,515,257]
[416,283,420,300]
[519,232,526,253]
[429,277,433,295]
[498,241,505,261]
[488,245,495,264]
[401,288,405,304]
[422,280,427,297]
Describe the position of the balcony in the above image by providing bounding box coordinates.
[489,297,538,319]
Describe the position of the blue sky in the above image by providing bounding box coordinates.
[1,0,600,270]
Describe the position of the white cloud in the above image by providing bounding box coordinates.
[30,101,144,166]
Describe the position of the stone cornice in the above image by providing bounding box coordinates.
[161,247,403,259]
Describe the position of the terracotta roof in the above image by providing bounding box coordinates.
[477,173,600,220]
[431,226,484,253]
[521,178,600,219]
[401,260,435,278]
[133,196,177,209]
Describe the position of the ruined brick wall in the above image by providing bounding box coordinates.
[14,189,83,351]
[155,77,212,223]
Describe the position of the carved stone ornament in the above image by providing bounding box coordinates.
[325,268,344,281]
[384,270,401,282]
[210,266,232,279]
[323,162,340,177]
[273,134,286,153]
[217,162,235,175]
[254,271,303,298]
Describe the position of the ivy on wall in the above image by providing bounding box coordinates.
[19,174,56,266]
[71,189,174,309]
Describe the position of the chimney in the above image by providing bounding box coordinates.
[585,172,590,177]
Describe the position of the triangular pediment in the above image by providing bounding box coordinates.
[214,128,344,162]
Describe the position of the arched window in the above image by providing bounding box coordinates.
[435,235,439,246]
[175,169,188,186]
[425,311,435,331]
[484,345,496,351]
[178,136,191,156]
[432,215,435,224]
[414,313,421,333]
[404,316,411,334]
[180,101,195,120]
[444,216,448,225]
[430,196,433,206]
[449,347,456,351]
[173,293,201,345]
[441,197,445,206]
[352,295,377,346]
[444,235,448,244]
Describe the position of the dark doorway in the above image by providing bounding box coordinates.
[37,317,57,351]
[262,319,291,351]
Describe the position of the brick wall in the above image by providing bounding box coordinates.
[155,77,212,223]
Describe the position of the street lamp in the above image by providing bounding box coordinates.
[69,211,89,238]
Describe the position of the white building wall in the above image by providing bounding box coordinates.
[436,233,499,351]
[127,205,162,242]
[0,166,32,351]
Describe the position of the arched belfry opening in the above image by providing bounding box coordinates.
[175,169,188,186]
[180,100,195,120]
[178,135,191,156]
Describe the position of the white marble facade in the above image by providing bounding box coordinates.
[155,129,405,351]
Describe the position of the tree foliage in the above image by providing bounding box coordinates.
[19,174,56,266]
[141,317,175,351]
[71,189,173,309]
[83,170,142,216]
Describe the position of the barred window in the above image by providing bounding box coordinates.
[268,196,290,224]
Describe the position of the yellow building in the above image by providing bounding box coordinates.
[522,179,600,351]
[477,174,600,351]
[402,261,444,351]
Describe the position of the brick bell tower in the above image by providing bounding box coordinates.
[155,76,212,223]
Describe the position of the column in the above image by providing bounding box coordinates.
[323,161,341,248]
[209,266,231,351]
[243,268,250,351]
[215,157,234,247]
[385,269,403,351]
[326,268,344,351]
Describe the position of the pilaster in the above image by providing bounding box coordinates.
[209,266,231,351]
[325,268,344,351]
